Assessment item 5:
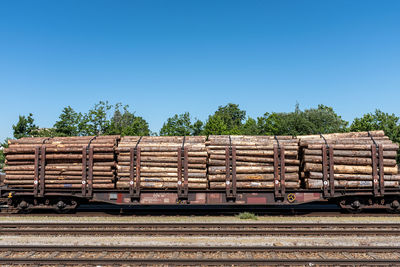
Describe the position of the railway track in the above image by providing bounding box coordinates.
[1,222,400,235]
[0,245,399,265]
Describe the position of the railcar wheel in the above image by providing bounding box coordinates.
[16,199,32,214]
[386,200,400,214]
[54,199,78,214]
[340,199,364,213]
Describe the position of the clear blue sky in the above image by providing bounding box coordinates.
[0,0,399,140]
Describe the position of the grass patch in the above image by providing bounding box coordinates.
[237,212,258,220]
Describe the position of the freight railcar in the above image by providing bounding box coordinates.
[1,131,399,213]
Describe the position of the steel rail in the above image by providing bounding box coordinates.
[1,222,400,235]
[1,222,400,227]
[0,245,399,252]
[0,258,398,265]
[1,229,400,235]
[0,245,398,265]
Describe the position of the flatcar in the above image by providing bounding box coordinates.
[1,131,399,213]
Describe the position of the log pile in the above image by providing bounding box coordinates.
[116,136,208,189]
[206,135,300,189]
[299,131,400,189]
[3,136,119,189]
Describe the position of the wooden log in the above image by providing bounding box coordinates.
[117,156,206,164]
[298,130,385,139]
[303,155,397,166]
[304,163,398,175]
[6,154,114,161]
[303,149,397,158]
[4,147,114,154]
[207,145,299,150]
[306,172,400,181]
[5,175,114,180]
[305,179,399,188]
[208,166,299,174]
[209,181,300,189]
[116,181,206,189]
[117,172,206,178]
[208,173,299,181]
[119,151,207,157]
[4,179,113,184]
[306,144,398,151]
[4,165,112,171]
[210,150,298,157]
[5,184,114,189]
[209,154,297,161]
[208,159,299,166]
[300,139,392,146]
[119,177,206,183]
[117,146,205,152]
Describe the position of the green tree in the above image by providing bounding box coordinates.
[257,104,348,136]
[54,106,82,136]
[203,103,246,135]
[0,138,10,170]
[12,113,39,139]
[159,112,203,136]
[192,120,204,136]
[107,104,150,136]
[241,117,259,135]
[350,110,400,143]
[80,101,113,136]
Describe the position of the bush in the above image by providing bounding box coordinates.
[237,212,258,220]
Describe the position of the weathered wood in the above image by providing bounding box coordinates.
[298,130,385,139]
[303,155,397,166]
[303,149,397,158]
[6,153,114,160]
[210,150,298,157]
[208,158,300,166]
[208,173,298,181]
[116,181,206,189]
[306,144,398,151]
[304,163,398,175]
[209,166,299,174]
[210,181,299,189]
[307,172,400,181]
[306,179,399,188]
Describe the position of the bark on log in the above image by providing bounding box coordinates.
[303,149,397,158]
[303,155,397,166]
[209,181,299,189]
[208,166,299,174]
[305,179,399,188]
[304,163,398,175]
[307,172,400,181]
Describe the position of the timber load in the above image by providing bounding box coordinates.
[3,136,119,190]
[299,130,400,192]
[116,136,208,189]
[206,135,300,189]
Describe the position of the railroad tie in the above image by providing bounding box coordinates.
[97,251,108,258]
[49,251,60,258]
[367,252,377,260]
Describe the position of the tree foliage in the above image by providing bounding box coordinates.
[160,112,203,136]
[350,110,400,143]
[0,138,10,170]
[204,103,246,135]
[12,113,39,139]
[79,101,113,136]
[257,104,348,136]
[107,104,150,136]
[54,106,82,136]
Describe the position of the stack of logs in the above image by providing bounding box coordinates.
[116,136,208,189]
[299,131,400,189]
[3,136,119,189]
[207,135,300,189]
